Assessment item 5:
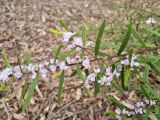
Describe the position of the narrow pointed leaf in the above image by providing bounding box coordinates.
[57,71,64,104]
[131,26,146,47]
[49,28,62,35]
[59,20,68,30]
[144,27,160,37]
[147,62,160,75]
[117,23,132,55]
[94,20,106,58]
[22,75,39,112]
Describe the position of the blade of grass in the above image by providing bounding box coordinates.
[131,26,146,47]
[144,27,160,37]
[59,19,68,30]
[57,70,64,104]
[147,62,160,75]
[94,20,106,58]
[117,23,132,55]
[22,75,40,112]
[54,45,63,64]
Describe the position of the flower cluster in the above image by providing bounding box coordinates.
[0,58,68,83]
[121,55,139,67]
[62,32,92,52]
[146,17,156,25]
[83,66,122,89]
[115,99,157,120]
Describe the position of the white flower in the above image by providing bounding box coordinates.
[115,115,121,120]
[121,59,129,66]
[121,55,139,67]
[27,64,35,72]
[134,108,143,114]
[49,65,56,72]
[13,72,23,79]
[72,37,84,47]
[98,76,106,85]
[87,73,96,82]
[62,32,75,42]
[146,17,156,25]
[31,71,37,79]
[40,69,48,78]
[0,68,13,82]
[84,82,91,89]
[115,108,121,115]
[150,100,156,106]
[59,62,68,70]
[82,58,90,69]
[105,67,113,76]
[135,102,145,108]
[94,68,100,73]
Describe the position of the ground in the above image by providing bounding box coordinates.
[0,0,160,120]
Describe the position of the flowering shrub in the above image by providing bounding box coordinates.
[0,18,160,119]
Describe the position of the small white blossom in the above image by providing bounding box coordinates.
[40,69,48,78]
[115,108,121,115]
[94,68,100,73]
[87,73,96,82]
[72,37,84,47]
[49,65,56,72]
[63,32,75,42]
[82,58,90,69]
[115,115,121,120]
[59,62,68,70]
[84,82,91,89]
[135,102,145,108]
[146,17,156,25]
[13,72,23,79]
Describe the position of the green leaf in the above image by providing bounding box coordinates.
[143,64,150,83]
[22,75,39,112]
[49,28,62,35]
[117,23,132,55]
[155,107,160,119]
[94,20,106,58]
[109,95,128,109]
[19,79,27,106]
[59,19,68,30]
[120,66,125,90]
[144,27,160,37]
[94,76,99,96]
[57,71,64,104]
[104,111,116,116]
[140,84,150,99]
[124,68,130,86]
[76,64,90,96]
[131,26,146,47]
[101,41,120,49]
[147,62,160,75]
[54,45,63,64]
[24,50,31,65]
[2,50,10,67]
[76,64,86,82]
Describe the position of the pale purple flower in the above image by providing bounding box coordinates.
[146,17,156,25]
[72,37,83,47]
[115,108,121,115]
[13,72,23,79]
[82,58,90,69]
[135,102,145,108]
[49,65,56,72]
[94,68,100,74]
[59,62,68,70]
[63,32,75,42]
[115,115,121,120]
[87,73,96,82]
[84,82,91,89]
